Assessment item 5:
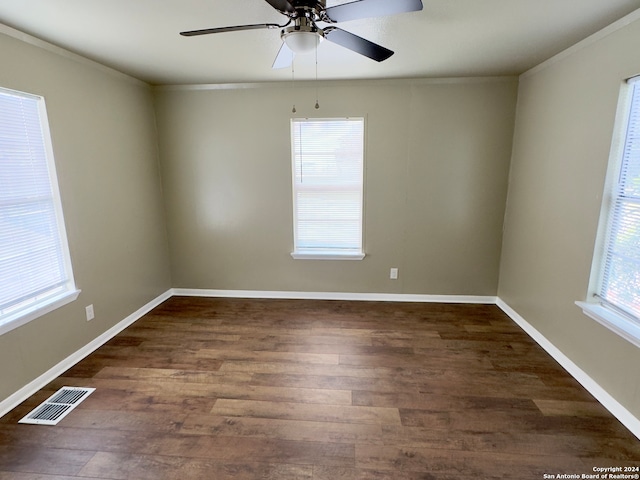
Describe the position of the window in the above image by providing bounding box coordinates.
[290,117,365,260]
[578,77,640,347]
[0,87,78,335]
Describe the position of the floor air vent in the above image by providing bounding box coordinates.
[19,386,95,425]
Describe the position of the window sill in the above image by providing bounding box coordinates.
[291,251,366,261]
[576,301,640,348]
[0,289,81,336]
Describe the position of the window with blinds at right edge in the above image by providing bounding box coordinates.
[598,78,640,322]
[581,76,640,346]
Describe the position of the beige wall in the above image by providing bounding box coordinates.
[499,18,640,417]
[154,79,518,295]
[0,32,172,402]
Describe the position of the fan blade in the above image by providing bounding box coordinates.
[272,42,294,69]
[324,27,393,62]
[180,23,280,37]
[264,0,295,15]
[325,0,423,23]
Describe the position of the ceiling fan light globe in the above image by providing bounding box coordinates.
[283,30,321,54]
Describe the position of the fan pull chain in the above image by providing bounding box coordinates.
[292,55,296,113]
[315,42,320,110]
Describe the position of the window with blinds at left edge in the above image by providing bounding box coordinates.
[0,87,79,336]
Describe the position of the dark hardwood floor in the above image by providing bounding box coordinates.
[1,296,638,479]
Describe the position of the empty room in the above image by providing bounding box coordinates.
[0,0,639,478]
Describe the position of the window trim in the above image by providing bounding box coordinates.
[290,117,366,260]
[0,289,80,336]
[291,251,366,261]
[0,87,79,336]
[579,76,640,348]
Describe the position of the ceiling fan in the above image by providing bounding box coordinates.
[180,0,424,69]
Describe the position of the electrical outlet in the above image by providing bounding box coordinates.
[390,268,399,280]
[85,304,95,321]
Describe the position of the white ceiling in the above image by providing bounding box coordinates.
[0,0,639,85]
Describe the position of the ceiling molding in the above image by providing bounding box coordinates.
[521,7,640,80]
[154,75,519,92]
[0,22,149,88]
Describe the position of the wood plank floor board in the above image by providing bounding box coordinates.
[355,444,587,477]
[0,474,104,480]
[533,399,614,417]
[67,381,353,407]
[379,391,540,409]
[1,297,638,479]
[77,387,216,414]
[268,343,417,356]
[74,346,225,371]
[398,408,634,438]
[123,433,355,466]
[218,360,436,380]
[312,465,506,480]
[249,372,425,394]
[0,445,95,477]
[180,414,384,444]
[210,399,402,426]
[44,375,252,399]
[0,425,194,458]
[417,373,596,401]
[78,451,315,480]
[42,375,218,394]
[56,409,188,433]
[378,426,640,459]
[195,349,341,366]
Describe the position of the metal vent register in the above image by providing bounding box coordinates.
[19,387,95,425]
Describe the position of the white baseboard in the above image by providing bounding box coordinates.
[496,298,640,441]
[171,288,497,304]
[0,289,173,419]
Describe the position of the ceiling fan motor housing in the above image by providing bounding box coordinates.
[283,16,323,35]
[289,0,331,23]
[281,16,324,53]
[291,0,326,14]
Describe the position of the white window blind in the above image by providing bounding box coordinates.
[598,78,640,323]
[291,117,364,259]
[0,87,76,331]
